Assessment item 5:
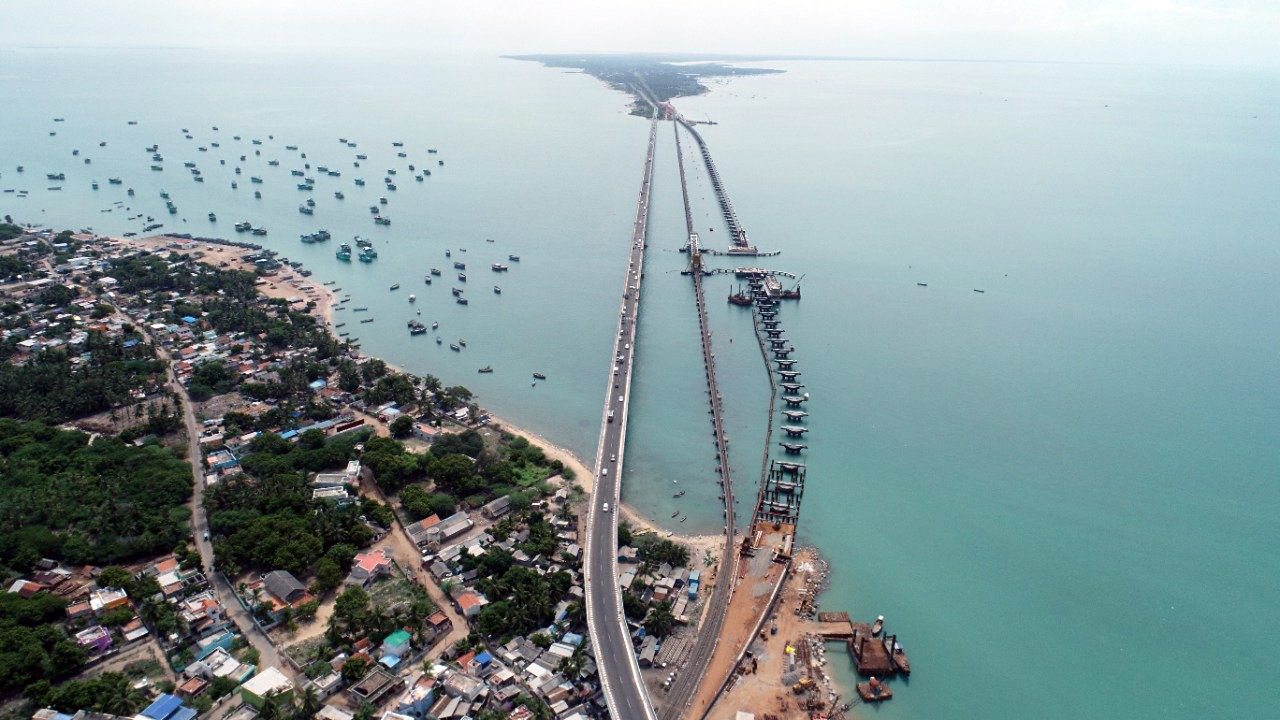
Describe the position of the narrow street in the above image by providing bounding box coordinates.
[125,311,297,682]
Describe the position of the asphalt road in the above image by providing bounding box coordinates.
[584,114,659,720]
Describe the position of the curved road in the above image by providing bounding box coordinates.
[583,113,660,720]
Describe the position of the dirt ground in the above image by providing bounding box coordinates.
[708,547,849,720]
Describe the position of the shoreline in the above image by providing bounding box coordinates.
[114,233,718,553]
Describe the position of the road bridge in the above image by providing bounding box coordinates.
[583,112,661,720]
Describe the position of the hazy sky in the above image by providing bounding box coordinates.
[2,0,1277,68]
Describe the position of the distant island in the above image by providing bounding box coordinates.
[508,52,783,113]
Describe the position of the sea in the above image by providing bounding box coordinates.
[1,49,1277,719]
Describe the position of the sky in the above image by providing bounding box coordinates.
[1,0,1278,68]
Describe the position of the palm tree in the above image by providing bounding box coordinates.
[293,686,321,720]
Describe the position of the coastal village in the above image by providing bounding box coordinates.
[0,222,875,720]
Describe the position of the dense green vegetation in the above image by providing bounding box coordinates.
[0,332,165,424]
[0,420,193,570]
[207,430,378,577]
[0,592,84,697]
[23,671,145,716]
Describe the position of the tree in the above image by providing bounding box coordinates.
[389,415,413,438]
[644,600,676,638]
[313,558,343,594]
[341,655,369,685]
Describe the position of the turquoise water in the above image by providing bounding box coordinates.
[3,51,1277,718]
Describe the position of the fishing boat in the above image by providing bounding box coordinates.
[379,196,388,205]
[491,263,508,272]
[254,190,262,199]
[250,176,263,184]
[453,262,465,270]
[392,141,404,147]
[251,228,267,236]
[360,318,374,324]
[457,273,466,282]
[386,183,396,191]
[334,191,344,199]
[354,178,365,186]
[445,250,451,257]
[305,198,316,207]
[299,206,313,215]
[450,343,460,351]
[478,366,493,373]
[91,182,98,190]
[459,339,467,347]
[286,145,298,151]
[493,286,501,294]
[268,160,280,166]
[359,247,378,262]
[456,297,468,305]
[336,244,352,261]
[508,254,520,262]
[291,170,304,176]
[533,372,546,380]
[428,148,437,153]
[107,177,121,184]
[374,217,390,226]
[208,212,216,222]
[151,164,163,171]
[234,221,251,232]
[430,268,441,276]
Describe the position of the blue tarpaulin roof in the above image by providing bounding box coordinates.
[141,694,183,720]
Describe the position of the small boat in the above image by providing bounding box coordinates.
[673,491,685,498]
[508,254,520,262]
[360,318,374,324]
[254,190,262,199]
[430,268,441,276]
[268,160,280,166]
[872,615,885,636]
[917,282,927,287]
[392,141,404,147]
[533,372,546,380]
[208,212,217,222]
[390,283,400,291]
[458,273,466,282]
[408,294,416,302]
[450,343,460,351]
[374,216,391,226]
[431,321,439,330]
[478,366,493,373]
[299,206,313,215]
[672,511,680,518]
[252,228,267,236]
[973,289,985,293]
[436,337,443,345]
[379,196,388,205]
[423,276,432,285]
[334,191,344,199]
[493,286,501,294]
[456,297,468,305]
[459,339,467,347]
[491,263,508,272]
[453,261,465,270]
[354,178,366,186]
[445,249,451,257]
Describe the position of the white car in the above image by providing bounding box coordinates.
[602,502,610,513]
[610,454,616,463]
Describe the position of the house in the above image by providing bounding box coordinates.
[88,587,129,614]
[480,495,511,520]
[177,677,208,698]
[346,548,393,586]
[262,570,306,605]
[75,625,113,653]
[317,706,353,720]
[455,591,488,619]
[7,579,44,597]
[121,618,149,642]
[394,674,435,719]
[348,666,404,706]
[139,694,197,720]
[380,629,412,663]
[187,646,254,683]
[425,611,453,644]
[406,515,442,548]
[241,666,294,709]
